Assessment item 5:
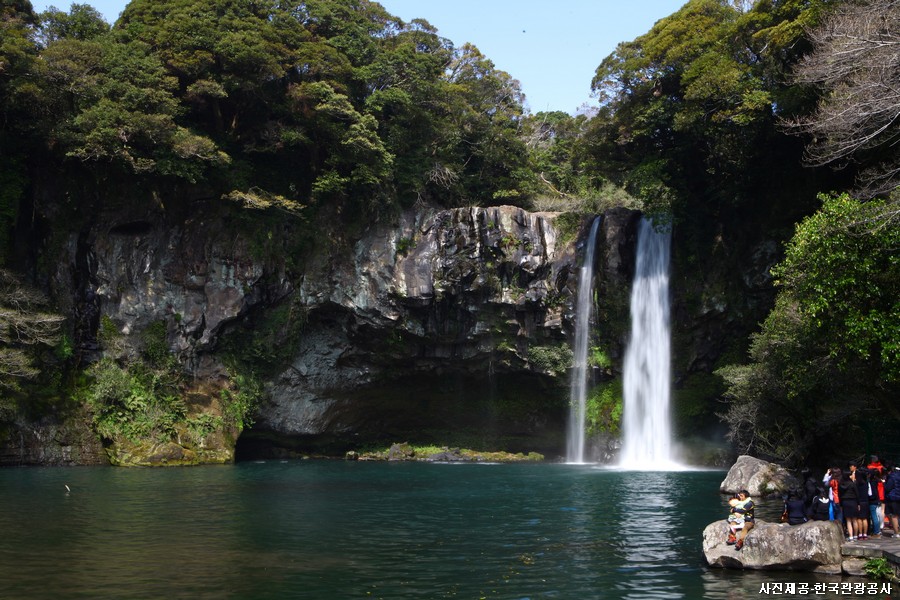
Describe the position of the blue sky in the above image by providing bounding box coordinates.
[33,0,687,114]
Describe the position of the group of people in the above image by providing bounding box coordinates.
[724,455,900,550]
[811,456,900,541]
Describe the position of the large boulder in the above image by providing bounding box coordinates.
[720,455,800,498]
[703,519,844,573]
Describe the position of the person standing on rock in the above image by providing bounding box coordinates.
[867,455,886,536]
[824,467,843,524]
[868,468,884,537]
[839,467,860,541]
[854,466,870,539]
[732,490,755,551]
[885,462,900,536]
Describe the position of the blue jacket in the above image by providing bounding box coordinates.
[886,470,900,501]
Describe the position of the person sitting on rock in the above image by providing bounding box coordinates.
[783,492,808,525]
[807,487,831,521]
[801,468,818,503]
[726,495,745,544]
[732,490,755,551]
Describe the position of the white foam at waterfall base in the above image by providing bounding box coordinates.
[566,216,601,464]
[619,217,684,471]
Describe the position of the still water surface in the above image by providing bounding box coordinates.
[0,462,874,599]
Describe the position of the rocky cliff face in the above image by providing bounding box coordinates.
[0,183,786,466]
[0,186,784,466]
[8,200,640,463]
[246,205,639,456]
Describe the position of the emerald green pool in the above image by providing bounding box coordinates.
[0,462,870,599]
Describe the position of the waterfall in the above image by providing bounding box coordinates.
[619,217,679,469]
[566,216,601,464]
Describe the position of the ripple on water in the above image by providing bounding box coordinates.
[0,463,839,599]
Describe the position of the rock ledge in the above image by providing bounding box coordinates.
[703,519,844,573]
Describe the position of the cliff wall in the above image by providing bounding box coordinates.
[2,199,640,463]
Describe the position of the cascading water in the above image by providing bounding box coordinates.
[566,216,601,464]
[619,217,680,469]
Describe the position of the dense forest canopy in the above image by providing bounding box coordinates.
[3,0,534,217]
[0,0,898,465]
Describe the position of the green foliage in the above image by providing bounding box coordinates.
[0,2,39,112]
[81,313,261,452]
[673,371,724,434]
[568,182,642,215]
[583,0,832,219]
[718,193,900,465]
[219,298,307,376]
[589,346,612,369]
[140,320,170,367]
[2,0,542,236]
[0,4,39,263]
[395,236,415,257]
[82,357,185,444]
[552,212,585,247]
[97,314,119,347]
[292,80,394,211]
[0,154,26,263]
[220,371,262,431]
[37,3,109,45]
[358,443,544,462]
[222,188,305,218]
[863,557,895,581]
[527,343,573,376]
[55,333,74,361]
[31,25,230,182]
[772,193,900,379]
[585,379,623,435]
[186,413,223,441]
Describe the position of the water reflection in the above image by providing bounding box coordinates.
[0,464,881,600]
[610,471,685,599]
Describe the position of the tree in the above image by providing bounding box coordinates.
[718,192,900,464]
[52,37,231,180]
[788,0,900,199]
[0,269,65,401]
[772,193,900,381]
[0,1,40,261]
[288,80,393,209]
[441,43,529,205]
[360,17,454,206]
[521,111,585,197]
[37,3,108,45]
[584,0,833,214]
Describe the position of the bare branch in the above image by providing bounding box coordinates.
[0,269,65,390]
[786,0,900,197]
